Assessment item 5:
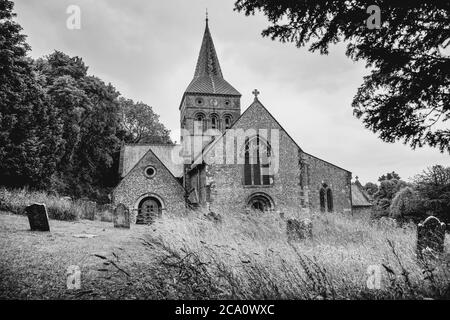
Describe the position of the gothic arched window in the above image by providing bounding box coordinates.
[319,183,333,213]
[319,188,326,212]
[326,188,333,212]
[244,135,273,186]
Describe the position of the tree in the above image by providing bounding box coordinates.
[413,165,450,224]
[389,187,423,221]
[364,182,378,196]
[34,51,123,200]
[378,171,401,182]
[234,1,450,153]
[119,97,172,144]
[0,0,63,187]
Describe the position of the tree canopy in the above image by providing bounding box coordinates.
[0,1,172,200]
[234,0,450,153]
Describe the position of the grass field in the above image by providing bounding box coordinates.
[0,206,449,300]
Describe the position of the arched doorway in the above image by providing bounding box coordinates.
[137,196,162,224]
[247,193,274,212]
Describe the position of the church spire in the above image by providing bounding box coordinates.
[193,15,223,78]
[183,15,240,96]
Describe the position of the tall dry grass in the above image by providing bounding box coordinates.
[145,208,450,299]
[0,188,113,221]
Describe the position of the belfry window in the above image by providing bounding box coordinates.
[210,114,219,130]
[244,135,273,186]
[224,115,232,129]
[195,113,206,131]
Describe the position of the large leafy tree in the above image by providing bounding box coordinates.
[414,165,450,224]
[234,0,450,153]
[35,51,123,199]
[0,0,63,187]
[119,97,172,144]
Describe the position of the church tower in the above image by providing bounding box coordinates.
[179,16,241,144]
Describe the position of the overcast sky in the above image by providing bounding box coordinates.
[13,0,448,184]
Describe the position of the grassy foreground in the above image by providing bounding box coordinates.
[0,189,449,299]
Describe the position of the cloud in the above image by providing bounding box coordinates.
[13,0,449,183]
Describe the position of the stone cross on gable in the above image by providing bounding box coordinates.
[252,89,260,100]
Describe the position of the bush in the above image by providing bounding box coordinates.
[389,187,424,222]
[0,188,81,221]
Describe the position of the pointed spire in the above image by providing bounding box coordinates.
[193,15,223,78]
[184,15,241,96]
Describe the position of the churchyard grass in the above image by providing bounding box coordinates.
[0,189,449,299]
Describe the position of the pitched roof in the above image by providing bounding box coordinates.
[119,144,184,178]
[184,20,240,96]
[190,98,351,174]
[351,181,373,207]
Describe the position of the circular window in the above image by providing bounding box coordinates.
[195,97,204,105]
[224,100,231,106]
[144,166,156,178]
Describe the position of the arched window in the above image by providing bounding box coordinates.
[247,193,273,212]
[326,188,333,212]
[244,135,273,186]
[319,183,333,213]
[194,113,206,131]
[210,114,219,130]
[319,188,326,212]
[224,115,232,129]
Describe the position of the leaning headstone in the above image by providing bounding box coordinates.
[417,216,446,260]
[25,203,50,231]
[286,218,312,241]
[113,203,130,228]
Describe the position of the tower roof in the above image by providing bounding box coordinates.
[184,18,240,96]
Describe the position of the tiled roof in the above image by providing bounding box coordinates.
[185,20,240,97]
[351,183,373,207]
[185,76,240,96]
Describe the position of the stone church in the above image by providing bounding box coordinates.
[112,18,353,223]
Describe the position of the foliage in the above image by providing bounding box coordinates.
[413,165,450,224]
[119,97,172,144]
[389,187,424,221]
[0,2,172,200]
[234,0,450,153]
[0,0,63,188]
[378,171,401,182]
[364,182,378,196]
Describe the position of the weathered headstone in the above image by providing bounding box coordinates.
[417,216,446,260]
[26,203,50,231]
[113,203,130,228]
[83,200,97,220]
[286,218,312,241]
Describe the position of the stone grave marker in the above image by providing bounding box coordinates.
[286,218,312,241]
[113,203,130,228]
[417,215,446,259]
[26,203,50,231]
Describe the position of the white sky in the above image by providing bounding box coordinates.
[13,0,449,184]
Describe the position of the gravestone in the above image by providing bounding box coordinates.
[83,200,97,220]
[26,203,50,231]
[113,203,130,228]
[286,218,312,241]
[417,216,446,260]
